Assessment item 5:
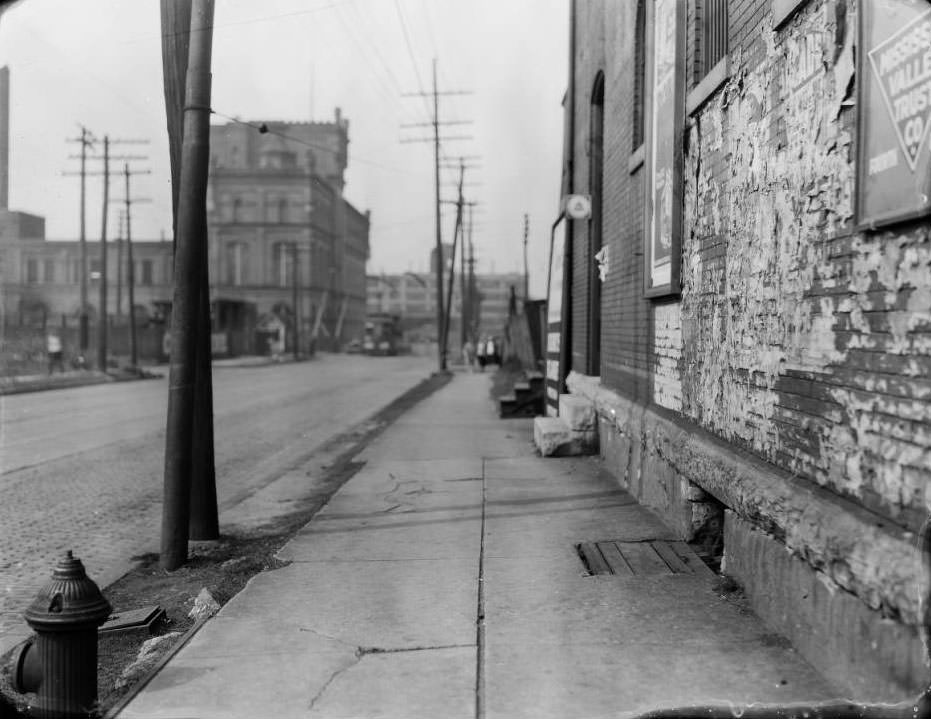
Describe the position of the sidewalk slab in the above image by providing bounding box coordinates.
[119,373,840,719]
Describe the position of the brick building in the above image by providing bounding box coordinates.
[556,0,931,698]
[366,244,525,341]
[0,209,173,327]
[0,110,370,360]
[208,110,370,353]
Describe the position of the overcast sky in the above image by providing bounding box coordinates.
[0,0,568,297]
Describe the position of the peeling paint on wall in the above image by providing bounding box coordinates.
[654,302,682,411]
[679,0,931,530]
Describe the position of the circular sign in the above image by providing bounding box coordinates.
[566,194,592,219]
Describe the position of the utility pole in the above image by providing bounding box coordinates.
[400,59,472,373]
[459,198,467,351]
[160,0,216,570]
[73,139,148,371]
[431,61,444,371]
[120,163,152,368]
[97,137,110,371]
[468,206,477,341]
[116,211,124,321]
[161,0,219,547]
[292,242,300,360]
[64,127,95,361]
[523,213,530,303]
[441,158,465,362]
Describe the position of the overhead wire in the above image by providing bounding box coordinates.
[342,0,430,127]
[332,3,410,120]
[210,110,421,176]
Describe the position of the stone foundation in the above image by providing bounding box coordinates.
[570,371,925,699]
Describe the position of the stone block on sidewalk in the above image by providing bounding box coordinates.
[533,416,572,457]
[558,393,596,432]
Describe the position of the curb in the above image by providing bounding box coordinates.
[96,370,453,718]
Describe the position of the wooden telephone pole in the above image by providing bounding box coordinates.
[70,138,147,371]
[523,213,530,303]
[160,0,217,569]
[120,163,152,368]
[401,59,472,372]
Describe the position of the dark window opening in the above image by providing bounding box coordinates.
[141,260,153,285]
[633,0,646,150]
[588,72,605,376]
[699,0,728,81]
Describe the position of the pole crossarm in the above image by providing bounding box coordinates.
[400,135,473,144]
[401,90,473,97]
[400,120,473,128]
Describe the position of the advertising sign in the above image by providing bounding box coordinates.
[545,216,567,416]
[858,0,931,228]
[644,0,685,296]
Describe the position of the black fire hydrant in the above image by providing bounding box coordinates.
[12,551,112,718]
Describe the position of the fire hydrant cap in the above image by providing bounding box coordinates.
[23,551,112,631]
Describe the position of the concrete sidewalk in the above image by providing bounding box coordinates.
[118,372,839,719]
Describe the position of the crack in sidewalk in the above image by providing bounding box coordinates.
[356,643,475,656]
[306,642,477,713]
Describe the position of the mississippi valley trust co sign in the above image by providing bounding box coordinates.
[858,0,931,228]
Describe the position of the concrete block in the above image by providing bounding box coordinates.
[599,415,632,491]
[558,393,596,432]
[571,428,598,453]
[724,511,926,700]
[533,417,572,457]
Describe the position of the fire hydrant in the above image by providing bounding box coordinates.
[12,551,112,718]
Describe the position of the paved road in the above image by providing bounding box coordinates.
[0,353,434,654]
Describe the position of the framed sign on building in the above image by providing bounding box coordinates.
[545,214,567,416]
[857,0,931,229]
[643,0,685,297]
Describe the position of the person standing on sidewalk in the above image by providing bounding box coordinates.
[46,330,65,374]
[462,338,475,371]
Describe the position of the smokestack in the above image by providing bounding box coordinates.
[0,66,8,209]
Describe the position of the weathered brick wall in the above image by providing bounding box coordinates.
[569,0,603,377]
[653,300,682,411]
[680,0,931,533]
[572,1,653,402]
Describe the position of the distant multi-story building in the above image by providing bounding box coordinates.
[366,245,525,342]
[207,109,369,353]
[0,209,173,327]
[0,106,370,359]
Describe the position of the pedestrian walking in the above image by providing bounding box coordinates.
[46,330,65,374]
[476,336,487,371]
[485,336,498,367]
[462,339,475,371]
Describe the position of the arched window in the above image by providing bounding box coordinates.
[588,72,605,376]
[273,242,293,288]
[225,242,244,286]
[633,0,646,151]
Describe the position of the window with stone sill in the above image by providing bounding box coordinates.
[687,0,730,115]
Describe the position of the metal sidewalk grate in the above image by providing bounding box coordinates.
[576,540,706,576]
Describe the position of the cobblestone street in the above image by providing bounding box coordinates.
[0,354,433,654]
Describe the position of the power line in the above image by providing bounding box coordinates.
[209,110,420,176]
[393,0,432,119]
[332,2,411,119]
[400,59,473,372]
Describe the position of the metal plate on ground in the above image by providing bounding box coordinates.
[576,540,710,576]
[99,605,166,635]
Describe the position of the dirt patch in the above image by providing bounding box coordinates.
[0,371,451,718]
